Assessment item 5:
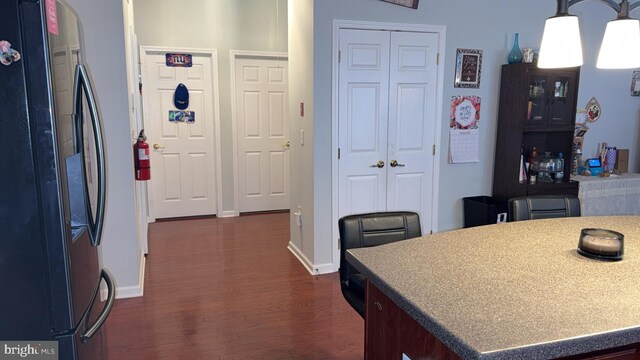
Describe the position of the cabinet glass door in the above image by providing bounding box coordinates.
[526,75,546,127]
[548,75,573,128]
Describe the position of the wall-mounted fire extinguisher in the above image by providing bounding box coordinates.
[133,129,151,181]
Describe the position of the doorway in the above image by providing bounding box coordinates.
[140,46,223,220]
[231,52,290,213]
[332,21,446,271]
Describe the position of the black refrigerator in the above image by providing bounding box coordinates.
[0,0,115,359]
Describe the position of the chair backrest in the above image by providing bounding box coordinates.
[338,211,421,284]
[508,195,581,221]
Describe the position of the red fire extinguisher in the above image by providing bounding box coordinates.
[133,129,151,181]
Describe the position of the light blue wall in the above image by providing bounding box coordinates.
[288,0,315,270]
[308,0,640,267]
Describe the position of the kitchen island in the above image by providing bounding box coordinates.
[346,216,640,360]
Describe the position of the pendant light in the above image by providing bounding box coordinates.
[538,0,584,68]
[538,0,640,69]
[596,0,640,69]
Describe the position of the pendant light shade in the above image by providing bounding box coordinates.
[596,18,640,69]
[538,15,583,68]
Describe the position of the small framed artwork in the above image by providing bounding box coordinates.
[380,0,419,9]
[454,48,483,88]
[631,71,640,96]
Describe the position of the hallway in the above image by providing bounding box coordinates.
[104,212,363,359]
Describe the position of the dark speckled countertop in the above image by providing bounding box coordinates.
[346,216,640,360]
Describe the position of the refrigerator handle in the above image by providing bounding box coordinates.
[73,64,106,247]
[81,269,115,343]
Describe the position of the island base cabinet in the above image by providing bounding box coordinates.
[559,347,640,360]
[365,280,640,360]
[364,280,461,360]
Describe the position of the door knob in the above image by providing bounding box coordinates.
[282,140,291,150]
[370,160,385,168]
[153,143,164,150]
[390,160,405,168]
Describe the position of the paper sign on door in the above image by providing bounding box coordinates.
[169,110,195,123]
[45,0,59,35]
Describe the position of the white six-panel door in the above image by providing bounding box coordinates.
[386,32,438,221]
[142,50,218,219]
[338,29,438,227]
[235,57,290,213]
[338,29,390,217]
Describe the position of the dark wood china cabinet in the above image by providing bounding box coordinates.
[493,63,580,201]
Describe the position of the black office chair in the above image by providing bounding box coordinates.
[508,195,581,221]
[338,211,421,318]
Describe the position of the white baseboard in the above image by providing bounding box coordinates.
[287,241,336,276]
[220,210,238,218]
[314,262,336,275]
[101,253,146,300]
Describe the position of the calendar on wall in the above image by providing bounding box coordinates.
[448,96,480,163]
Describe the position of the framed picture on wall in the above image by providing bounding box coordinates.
[631,71,640,96]
[454,48,483,88]
[380,0,419,9]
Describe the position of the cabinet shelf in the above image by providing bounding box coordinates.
[523,127,574,133]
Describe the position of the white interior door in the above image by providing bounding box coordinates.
[142,50,218,219]
[235,57,289,213]
[338,29,390,217]
[387,32,438,223]
[338,29,438,228]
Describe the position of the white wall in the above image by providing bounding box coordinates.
[288,0,316,271]
[66,0,142,296]
[133,0,288,214]
[122,0,149,256]
[299,0,640,270]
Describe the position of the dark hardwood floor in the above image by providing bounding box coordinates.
[104,212,364,359]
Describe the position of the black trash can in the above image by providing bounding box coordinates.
[463,196,508,228]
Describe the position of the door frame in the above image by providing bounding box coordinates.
[331,20,446,271]
[140,46,224,221]
[229,50,288,217]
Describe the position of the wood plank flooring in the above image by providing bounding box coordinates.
[104,212,364,359]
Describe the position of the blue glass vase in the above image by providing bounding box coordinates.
[508,33,523,64]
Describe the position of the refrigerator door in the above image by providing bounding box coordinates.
[18,0,88,334]
[48,0,110,333]
[15,2,111,356]
[45,0,105,334]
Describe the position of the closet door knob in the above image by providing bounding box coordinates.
[370,160,385,168]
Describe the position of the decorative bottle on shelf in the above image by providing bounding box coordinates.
[508,33,523,64]
[555,152,565,183]
[528,146,538,184]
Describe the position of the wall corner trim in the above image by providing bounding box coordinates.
[102,253,146,300]
[220,210,238,218]
[287,242,336,276]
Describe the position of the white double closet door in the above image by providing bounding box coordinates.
[338,29,438,230]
